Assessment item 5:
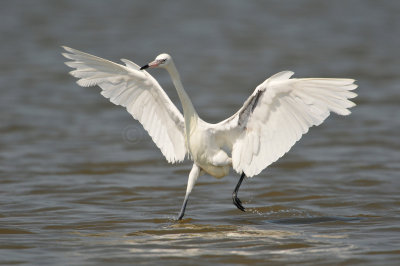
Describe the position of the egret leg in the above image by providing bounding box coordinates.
[232,172,246,212]
[177,164,200,220]
[177,196,189,220]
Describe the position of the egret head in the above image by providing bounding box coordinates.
[140,53,172,70]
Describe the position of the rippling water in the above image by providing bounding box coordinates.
[1,0,400,265]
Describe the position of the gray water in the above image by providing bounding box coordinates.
[1,0,400,265]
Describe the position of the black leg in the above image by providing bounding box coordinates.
[232,172,246,212]
[177,196,189,220]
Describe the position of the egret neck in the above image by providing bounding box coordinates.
[165,60,198,151]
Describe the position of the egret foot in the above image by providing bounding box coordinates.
[232,172,246,212]
[232,192,245,212]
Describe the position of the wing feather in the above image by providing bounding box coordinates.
[215,71,357,177]
[62,46,186,163]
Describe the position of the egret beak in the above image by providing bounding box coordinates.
[140,60,160,70]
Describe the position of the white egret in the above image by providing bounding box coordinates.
[62,46,357,220]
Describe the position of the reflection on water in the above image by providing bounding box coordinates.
[1,0,400,265]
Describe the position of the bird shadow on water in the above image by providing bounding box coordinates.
[152,203,367,227]
[142,209,366,232]
[246,206,366,225]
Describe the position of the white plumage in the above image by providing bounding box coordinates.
[218,72,357,177]
[63,47,186,163]
[62,46,357,219]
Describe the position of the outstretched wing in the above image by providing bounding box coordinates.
[62,46,186,163]
[214,71,357,177]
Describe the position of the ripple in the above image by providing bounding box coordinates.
[0,228,35,234]
[0,244,33,249]
[269,216,363,225]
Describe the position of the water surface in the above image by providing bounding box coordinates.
[1,0,400,265]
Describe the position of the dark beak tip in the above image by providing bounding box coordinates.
[140,64,149,70]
